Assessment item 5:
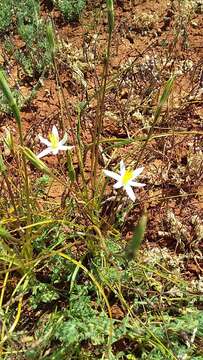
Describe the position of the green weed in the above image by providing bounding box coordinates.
[54,0,86,22]
[0,1,13,33]
[4,0,51,77]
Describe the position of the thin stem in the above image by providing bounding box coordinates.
[52,54,88,201]
[53,57,74,135]
[135,75,176,168]
[18,122,32,259]
[4,176,19,220]
[91,31,112,194]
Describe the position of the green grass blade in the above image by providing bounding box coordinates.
[66,151,76,183]
[0,155,7,174]
[46,20,56,56]
[154,75,176,122]
[106,0,114,34]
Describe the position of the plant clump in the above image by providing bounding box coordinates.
[55,0,86,22]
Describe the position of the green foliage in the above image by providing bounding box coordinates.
[35,175,50,196]
[2,0,51,77]
[0,1,13,33]
[25,284,113,359]
[15,0,40,26]
[141,308,203,359]
[29,280,60,309]
[33,226,65,251]
[24,275,203,360]
[56,0,86,22]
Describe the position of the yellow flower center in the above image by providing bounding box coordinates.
[122,169,134,186]
[48,133,59,149]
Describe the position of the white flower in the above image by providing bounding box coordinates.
[103,160,145,201]
[37,125,73,159]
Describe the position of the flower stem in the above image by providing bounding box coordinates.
[91,1,114,194]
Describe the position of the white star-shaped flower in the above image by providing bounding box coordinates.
[37,125,73,159]
[103,160,145,201]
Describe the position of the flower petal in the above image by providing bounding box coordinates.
[129,181,146,188]
[120,160,125,175]
[132,167,144,178]
[52,125,59,141]
[60,132,68,145]
[58,145,74,151]
[103,170,121,181]
[52,148,59,155]
[38,135,51,147]
[125,185,136,201]
[37,147,52,158]
[113,180,123,189]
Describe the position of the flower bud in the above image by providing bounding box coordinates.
[21,147,53,176]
